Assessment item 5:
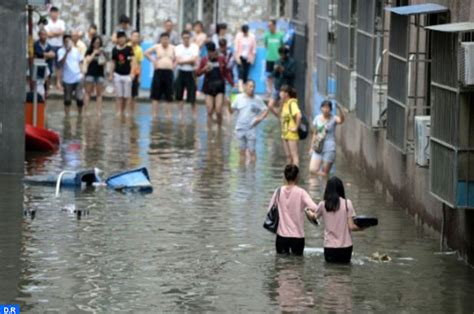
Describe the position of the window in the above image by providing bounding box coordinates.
[335,0,357,109]
[180,0,217,31]
[429,25,474,208]
[270,0,286,17]
[101,0,140,36]
[395,0,409,6]
[354,0,388,128]
[386,6,449,152]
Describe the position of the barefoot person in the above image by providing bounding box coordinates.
[230,80,268,163]
[109,31,134,116]
[57,34,84,116]
[145,32,176,118]
[278,86,301,165]
[267,165,318,255]
[44,6,66,90]
[197,42,233,126]
[83,36,106,115]
[234,25,256,91]
[309,100,345,176]
[175,30,199,118]
[264,19,284,96]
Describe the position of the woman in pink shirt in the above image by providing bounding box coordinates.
[234,25,257,91]
[308,177,362,263]
[267,165,318,255]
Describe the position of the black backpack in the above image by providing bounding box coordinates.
[289,100,310,140]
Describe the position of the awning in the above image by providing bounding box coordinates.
[385,3,448,15]
[425,22,474,33]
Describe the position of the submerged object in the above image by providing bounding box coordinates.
[353,216,378,228]
[24,169,101,188]
[25,124,60,152]
[105,167,153,193]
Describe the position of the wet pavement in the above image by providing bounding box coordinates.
[1,100,474,313]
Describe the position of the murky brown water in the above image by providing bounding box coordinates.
[1,100,473,313]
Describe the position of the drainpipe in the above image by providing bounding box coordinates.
[440,203,446,251]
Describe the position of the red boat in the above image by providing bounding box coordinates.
[25,124,60,152]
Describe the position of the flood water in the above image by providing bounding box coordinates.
[1,100,474,313]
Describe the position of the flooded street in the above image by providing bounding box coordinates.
[1,100,474,313]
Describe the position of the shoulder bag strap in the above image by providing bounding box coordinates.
[288,100,298,122]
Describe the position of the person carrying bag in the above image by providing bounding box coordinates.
[264,165,318,255]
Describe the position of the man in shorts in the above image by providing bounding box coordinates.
[57,34,83,115]
[44,6,66,90]
[231,80,269,164]
[109,31,134,116]
[264,19,284,95]
[145,32,176,119]
[268,46,296,117]
[175,30,199,118]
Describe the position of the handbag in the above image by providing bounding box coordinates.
[312,117,330,154]
[97,53,107,66]
[313,131,326,154]
[263,188,281,233]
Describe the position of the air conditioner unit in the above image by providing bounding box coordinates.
[458,42,474,86]
[415,116,431,167]
[28,0,50,5]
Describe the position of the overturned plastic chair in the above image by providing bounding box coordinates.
[105,167,153,193]
[24,168,102,189]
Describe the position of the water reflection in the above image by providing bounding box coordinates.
[321,266,353,312]
[271,258,315,312]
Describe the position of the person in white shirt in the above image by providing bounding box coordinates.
[175,30,199,118]
[44,6,66,90]
[57,35,84,116]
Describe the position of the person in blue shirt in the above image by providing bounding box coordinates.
[231,80,269,164]
[34,29,56,95]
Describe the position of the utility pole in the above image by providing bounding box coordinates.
[0,1,27,175]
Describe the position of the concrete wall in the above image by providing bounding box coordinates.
[49,1,94,33]
[0,1,27,175]
[218,0,270,32]
[49,0,275,42]
[140,0,179,42]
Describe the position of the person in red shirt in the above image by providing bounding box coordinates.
[197,42,233,126]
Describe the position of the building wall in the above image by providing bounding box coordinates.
[49,1,94,33]
[304,0,474,264]
[218,0,269,32]
[140,0,179,42]
[0,1,27,175]
[49,0,274,42]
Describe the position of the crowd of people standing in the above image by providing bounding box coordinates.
[33,7,295,121]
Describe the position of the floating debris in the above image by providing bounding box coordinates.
[371,252,392,262]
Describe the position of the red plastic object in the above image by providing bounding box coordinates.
[25,124,60,151]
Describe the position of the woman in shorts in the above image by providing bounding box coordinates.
[83,36,106,115]
[309,100,345,176]
[197,42,233,126]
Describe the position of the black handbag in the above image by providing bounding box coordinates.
[263,188,281,233]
